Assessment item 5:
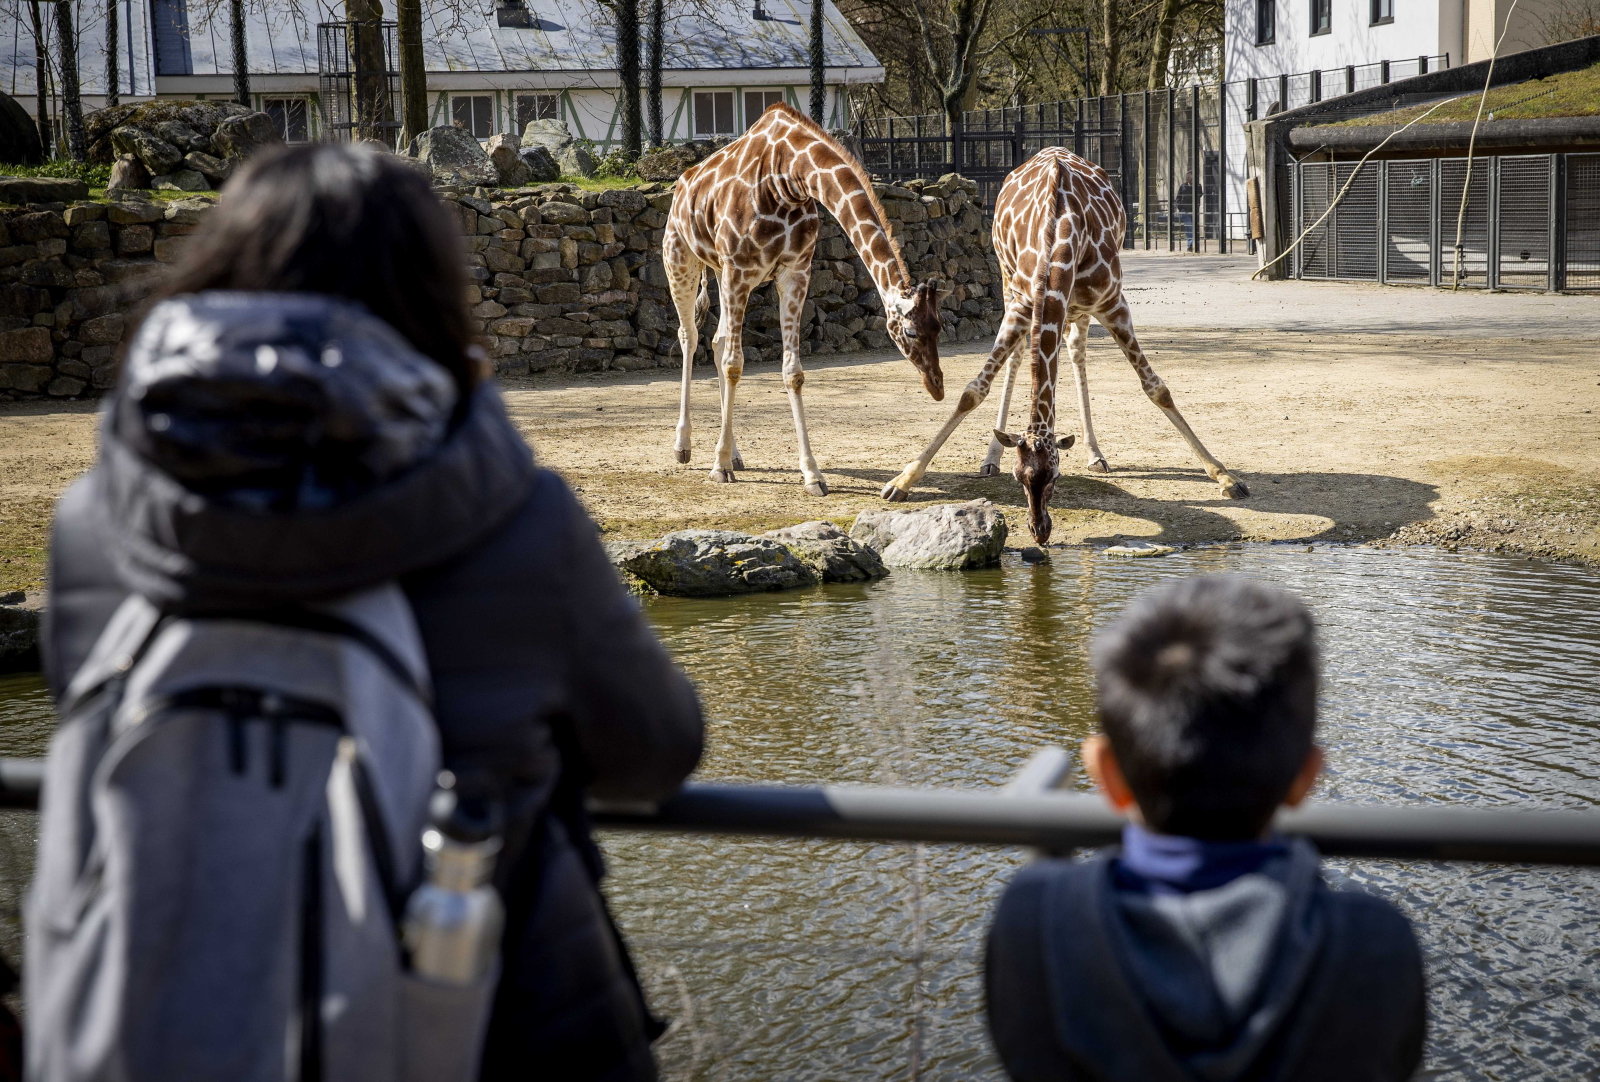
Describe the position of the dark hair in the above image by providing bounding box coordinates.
[1091,575,1319,839]
[153,142,481,397]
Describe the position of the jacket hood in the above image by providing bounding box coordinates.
[98,291,535,607]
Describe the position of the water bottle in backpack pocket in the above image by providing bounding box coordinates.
[26,583,501,1082]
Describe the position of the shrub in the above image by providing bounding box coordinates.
[0,159,113,187]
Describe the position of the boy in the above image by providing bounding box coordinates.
[986,575,1425,1082]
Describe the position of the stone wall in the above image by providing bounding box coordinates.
[0,173,1005,400]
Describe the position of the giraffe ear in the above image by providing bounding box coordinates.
[1056,434,1076,450]
[993,429,1019,448]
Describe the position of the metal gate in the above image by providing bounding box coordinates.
[317,21,402,147]
[1294,154,1599,290]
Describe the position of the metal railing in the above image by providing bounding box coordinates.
[5,750,1598,866]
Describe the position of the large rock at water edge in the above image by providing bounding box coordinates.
[0,593,41,673]
[518,145,560,182]
[485,133,531,187]
[762,521,888,583]
[110,125,184,177]
[409,126,497,187]
[606,530,819,597]
[212,111,281,160]
[0,175,89,204]
[850,499,1008,570]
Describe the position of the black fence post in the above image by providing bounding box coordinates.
[1247,78,1257,120]
[950,114,962,176]
[1311,69,1322,103]
[1278,73,1288,112]
[1190,85,1200,251]
[1217,84,1227,254]
[1013,113,1025,171]
[1142,90,1152,248]
[1552,154,1566,291]
[1419,54,1429,74]
[1346,65,1355,94]
[1167,88,1176,251]
[1381,59,1391,83]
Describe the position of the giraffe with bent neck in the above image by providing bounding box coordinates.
[665,103,946,494]
[882,148,1248,542]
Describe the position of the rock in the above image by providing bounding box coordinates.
[485,133,531,187]
[556,143,596,178]
[538,199,589,225]
[518,145,560,182]
[152,119,207,152]
[108,153,151,189]
[0,89,41,165]
[85,99,251,164]
[152,169,209,192]
[1102,541,1175,558]
[183,150,233,183]
[850,499,1008,570]
[212,111,281,160]
[0,176,89,204]
[520,118,575,154]
[0,594,41,674]
[635,143,701,181]
[409,126,498,187]
[1019,546,1051,564]
[110,125,184,176]
[763,521,888,583]
[606,530,820,597]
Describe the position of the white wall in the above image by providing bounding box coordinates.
[1226,0,1458,84]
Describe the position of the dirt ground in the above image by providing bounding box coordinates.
[2,251,1597,595]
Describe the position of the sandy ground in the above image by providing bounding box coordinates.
[2,250,1597,594]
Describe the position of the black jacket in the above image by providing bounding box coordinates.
[986,843,1425,1082]
[44,292,704,1082]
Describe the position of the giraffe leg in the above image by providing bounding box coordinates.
[1066,316,1109,472]
[1098,299,1249,499]
[709,269,753,484]
[773,264,827,495]
[978,333,1025,476]
[882,301,1031,501]
[668,244,702,466]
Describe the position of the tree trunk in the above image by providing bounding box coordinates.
[616,0,641,157]
[52,1,85,161]
[105,0,119,107]
[346,0,390,144]
[230,0,249,106]
[30,2,51,156]
[396,0,426,146]
[647,0,662,146]
[809,0,825,124]
[1147,0,1180,90]
[1100,0,1120,96]
[915,0,992,140]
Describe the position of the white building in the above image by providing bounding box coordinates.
[1,0,883,150]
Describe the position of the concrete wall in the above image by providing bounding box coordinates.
[0,176,1005,400]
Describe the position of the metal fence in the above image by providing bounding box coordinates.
[317,20,402,147]
[1294,153,1600,290]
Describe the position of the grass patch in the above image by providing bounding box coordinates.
[0,159,114,187]
[559,174,658,191]
[1327,60,1600,127]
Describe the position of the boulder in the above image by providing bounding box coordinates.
[850,499,1008,570]
[183,150,233,183]
[409,126,497,187]
[111,125,184,176]
[762,521,888,583]
[108,153,151,189]
[484,133,531,187]
[0,89,41,165]
[520,117,575,154]
[606,530,820,597]
[518,145,560,182]
[212,111,281,160]
[152,169,209,192]
[556,143,595,178]
[635,143,701,181]
[0,594,41,674]
[0,176,90,204]
[153,119,208,152]
[85,99,251,164]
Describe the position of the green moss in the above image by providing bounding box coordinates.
[1326,60,1600,127]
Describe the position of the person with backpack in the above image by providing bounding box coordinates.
[33,143,703,1082]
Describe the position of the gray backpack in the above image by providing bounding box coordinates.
[26,584,497,1082]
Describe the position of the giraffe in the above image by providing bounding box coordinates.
[665,102,947,496]
[880,148,1248,542]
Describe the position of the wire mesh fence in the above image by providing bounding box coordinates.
[1294,154,1599,291]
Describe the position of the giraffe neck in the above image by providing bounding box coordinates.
[795,149,910,304]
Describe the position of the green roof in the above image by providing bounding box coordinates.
[1327,60,1600,127]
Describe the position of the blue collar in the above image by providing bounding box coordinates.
[1113,823,1290,896]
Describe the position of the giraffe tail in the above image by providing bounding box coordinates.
[694,265,710,329]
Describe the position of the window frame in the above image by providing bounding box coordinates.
[693,90,736,137]
[1254,0,1275,45]
[1369,0,1394,24]
[515,92,560,133]
[1309,0,1331,36]
[742,89,785,129]
[262,97,310,143]
[452,94,495,140]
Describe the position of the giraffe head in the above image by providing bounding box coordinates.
[885,281,948,401]
[994,426,1076,544]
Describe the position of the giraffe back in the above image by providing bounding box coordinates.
[990,149,1127,316]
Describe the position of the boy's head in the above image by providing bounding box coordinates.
[1085,575,1322,840]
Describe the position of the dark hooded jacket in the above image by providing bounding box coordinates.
[986,841,1425,1082]
[44,292,704,1082]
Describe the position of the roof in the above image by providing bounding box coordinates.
[1317,59,1600,128]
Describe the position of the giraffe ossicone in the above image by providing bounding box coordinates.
[663,102,947,494]
[880,148,1248,541]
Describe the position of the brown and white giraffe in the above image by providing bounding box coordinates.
[665,102,947,495]
[881,148,1248,542]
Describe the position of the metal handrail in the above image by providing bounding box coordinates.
[3,753,1596,866]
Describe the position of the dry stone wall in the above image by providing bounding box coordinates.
[0,173,1005,400]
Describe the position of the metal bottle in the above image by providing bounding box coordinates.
[402,771,505,985]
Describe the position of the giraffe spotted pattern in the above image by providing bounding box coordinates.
[664,102,947,496]
[882,148,1248,542]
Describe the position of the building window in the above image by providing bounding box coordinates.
[452,95,494,139]
[693,91,735,137]
[263,98,309,143]
[743,90,785,128]
[1370,0,1393,23]
[1309,0,1330,35]
[1255,0,1275,44]
[515,93,559,133]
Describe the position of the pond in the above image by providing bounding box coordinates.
[1,545,1597,1080]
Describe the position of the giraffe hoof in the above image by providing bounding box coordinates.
[708,468,737,484]
[731,454,746,471]
[804,480,829,497]
[1087,458,1110,473]
[978,463,999,477]
[675,449,691,465]
[1221,477,1250,499]
[881,483,909,503]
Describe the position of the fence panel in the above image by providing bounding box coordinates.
[1438,159,1492,287]
[1384,159,1434,282]
[1297,163,1335,279]
[1567,153,1600,290]
[1334,162,1380,279]
[1497,156,1553,290]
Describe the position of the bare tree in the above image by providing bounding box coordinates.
[347,0,392,143]
[647,0,663,145]
[52,0,85,160]
[397,0,427,145]
[810,0,825,122]
[29,2,51,155]
[230,0,250,105]
[1099,0,1118,95]
[616,0,641,156]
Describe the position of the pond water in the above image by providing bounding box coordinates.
[1,545,1597,1079]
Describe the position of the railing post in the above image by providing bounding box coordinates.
[1311,69,1322,103]
[1552,153,1566,291]
[1217,83,1227,254]
[1346,65,1355,94]
[1167,87,1176,251]
[1121,91,1132,248]
[1377,159,1388,283]
[1247,78,1257,120]
[949,115,961,175]
[1143,89,1152,248]
[1488,156,1501,289]
[1190,84,1200,250]
[1419,54,1428,75]
[1278,73,1288,112]
[1381,59,1391,83]
[1429,158,1441,287]
[1014,113,1025,171]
